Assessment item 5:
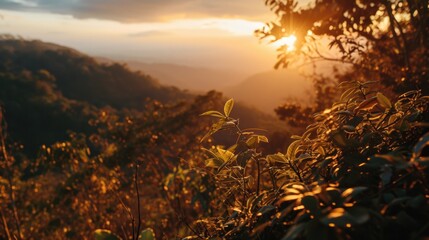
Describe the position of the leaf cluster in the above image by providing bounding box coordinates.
[190,81,429,239]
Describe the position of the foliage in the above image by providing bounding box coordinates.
[257,0,429,94]
[0,38,190,109]
[1,1,428,239]
[191,82,429,239]
[0,91,225,239]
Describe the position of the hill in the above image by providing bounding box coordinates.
[0,38,190,109]
[223,69,313,114]
[0,37,289,155]
[124,61,245,92]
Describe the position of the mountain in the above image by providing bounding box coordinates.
[0,37,290,155]
[0,38,190,110]
[0,38,191,153]
[223,69,313,114]
[124,61,245,92]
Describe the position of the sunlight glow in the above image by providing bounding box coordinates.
[272,35,297,51]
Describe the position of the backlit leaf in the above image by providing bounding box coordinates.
[224,98,234,117]
[139,228,155,240]
[94,229,121,240]
[200,110,225,118]
[354,96,378,112]
[376,92,392,109]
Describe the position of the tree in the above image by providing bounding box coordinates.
[189,1,429,239]
[257,0,429,94]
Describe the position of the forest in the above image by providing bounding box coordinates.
[1,0,429,239]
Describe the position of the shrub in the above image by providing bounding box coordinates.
[191,80,429,239]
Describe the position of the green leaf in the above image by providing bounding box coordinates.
[246,135,269,148]
[376,92,392,109]
[139,228,155,240]
[291,135,302,140]
[224,98,234,117]
[341,187,367,200]
[200,119,226,143]
[216,147,235,162]
[94,229,121,240]
[257,135,269,143]
[266,153,286,164]
[354,96,378,112]
[205,158,224,168]
[286,140,301,159]
[200,110,225,118]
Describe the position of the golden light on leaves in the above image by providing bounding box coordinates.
[272,35,297,51]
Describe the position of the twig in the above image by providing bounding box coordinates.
[256,158,261,195]
[288,160,304,183]
[134,163,142,240]
[0,207,12,240]
[112,190,134,239]
[0,110,23,240]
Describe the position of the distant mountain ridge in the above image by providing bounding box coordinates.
[223,69,313,114]
[0,38,190,109]
[0,37,289,154]
[124,61,246,92]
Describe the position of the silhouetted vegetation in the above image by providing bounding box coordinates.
[188,0,429,239]
[0,36,290,239]
[0,0,428,239]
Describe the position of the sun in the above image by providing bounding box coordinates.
[272,35,297,51]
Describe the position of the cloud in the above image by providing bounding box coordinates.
[0,0,270,23]
[128,30,171,38]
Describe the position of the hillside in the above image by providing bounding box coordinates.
[0,38,288,155]
[0,38,190,109]
[124,61,245,92]
[223,69,313,114]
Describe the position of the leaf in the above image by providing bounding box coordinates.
[216,147,235,162]
[301,195,321,217]
[246,136,258,148]
[224,98,234,117]
[286,140,301,159]
[237,150,253,167]
[354,96,378,113]
[380,166,393,186]
[291,135,302,140]
[340,87,358,102]
[413,132,429,161]
[200,119,226,143]
[282,223,306,240]
[246,135,268,148]
[331,131,348,148]
[266,153,286,164]
[258,135,269,143]
[376,92,392,109]
[139,228,155,240]
[205,158,224,168]
[341,187,367,200]
[321,207,369,227]
[200,110,225,118]
[94,229,121,240]
[257,205,276,217]
[342,125,356,132]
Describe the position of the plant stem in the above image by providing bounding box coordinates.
[134,163,142,240]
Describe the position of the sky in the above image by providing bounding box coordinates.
[0,0,285,74]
